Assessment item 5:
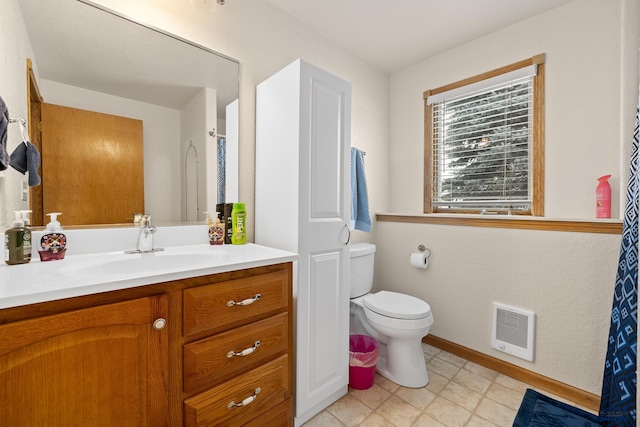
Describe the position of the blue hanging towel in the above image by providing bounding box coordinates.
[350,147,371,232]
[599,96,639,426]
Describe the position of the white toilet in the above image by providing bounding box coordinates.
[349,243,434,388]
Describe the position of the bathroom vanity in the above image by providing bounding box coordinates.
[0,243,296,426]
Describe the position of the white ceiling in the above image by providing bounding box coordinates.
[21,0,239,110]
[268,0,575,74]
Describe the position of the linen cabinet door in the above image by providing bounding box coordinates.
[0,295,169,427]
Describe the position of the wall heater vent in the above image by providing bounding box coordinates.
[492,303,535,361]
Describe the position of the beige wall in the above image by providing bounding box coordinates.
[385,0,638,395]
[375,221,620,394]
[390,0,636,219]
[91,0,390,244]
[0,0,33,228]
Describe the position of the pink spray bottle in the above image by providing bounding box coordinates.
[596,175,611,218]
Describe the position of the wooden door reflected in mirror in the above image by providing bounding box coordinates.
[40,104,144,225]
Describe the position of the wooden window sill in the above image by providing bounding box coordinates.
[376,213,622,234]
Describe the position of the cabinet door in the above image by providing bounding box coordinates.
[256,60,352,423]
[296,61,352,420]
[0,295,169,427]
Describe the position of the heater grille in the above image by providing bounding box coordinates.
[492,303,535,361]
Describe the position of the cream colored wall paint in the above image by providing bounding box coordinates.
[390,0,634,219]
[40,80,182,222]
[383,0,638,395]
[0,0,33,230]
[91,0,390,243]
[621,0,640,198]
[376,221,620,394]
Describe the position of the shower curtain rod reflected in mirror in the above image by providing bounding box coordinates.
[184,140,199,221]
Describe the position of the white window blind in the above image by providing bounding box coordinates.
[430,71,534,212]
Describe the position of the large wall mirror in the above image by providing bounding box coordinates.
[19,0,239,227]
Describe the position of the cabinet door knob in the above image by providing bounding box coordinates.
[226,340,261,358]
[227,388,261,409]
[153,318,167,330]
[226,293,261,307]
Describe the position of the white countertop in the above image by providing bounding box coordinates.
[0,243,298,309]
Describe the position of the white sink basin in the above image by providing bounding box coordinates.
[57,250,229,277]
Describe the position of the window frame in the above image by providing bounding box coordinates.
[423,54,545,216]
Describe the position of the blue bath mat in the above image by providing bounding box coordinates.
[512,389,603,427]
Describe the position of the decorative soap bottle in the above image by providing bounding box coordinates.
[39,212,67,261]
[205,212,224,245]
[596,175,612,218]
[231,203,246,245]
[4,211,32,265]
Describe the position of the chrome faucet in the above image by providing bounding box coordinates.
[137,214,157,252]
[127,214,163,254]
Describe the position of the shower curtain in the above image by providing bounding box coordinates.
[599,97,639,426]
[217,137,226,204]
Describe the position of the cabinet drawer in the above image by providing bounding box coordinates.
[184,312,288,394]
[184,355,289,427]
[183,270,289,339]
[242,399,292,427]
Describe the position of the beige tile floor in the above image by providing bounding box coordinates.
[302,343,597,427]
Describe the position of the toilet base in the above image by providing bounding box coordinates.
[375,337,429,388]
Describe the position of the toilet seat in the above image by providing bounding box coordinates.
[364,291,431,320]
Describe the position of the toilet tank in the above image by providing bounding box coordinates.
[349,243,376,298]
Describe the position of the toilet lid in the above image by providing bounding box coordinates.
[364,291,431,320]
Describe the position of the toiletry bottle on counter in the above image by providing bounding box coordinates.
[205,212,225,245]
[216,203,233,244]
[231,203,246,245]
[20,210,32,227]
[39,212,67,261]
[4,211,32,265]
[596,175,612,218]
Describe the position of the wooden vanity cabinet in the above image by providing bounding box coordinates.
[182,268,293,427]
[0,295,169,427]
[0,262,293,427]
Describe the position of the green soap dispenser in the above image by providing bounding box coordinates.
[39,212,67,261]
[4,211,32,265]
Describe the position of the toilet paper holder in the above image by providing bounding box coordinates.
[417,245,431,258]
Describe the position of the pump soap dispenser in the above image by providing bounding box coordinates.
[205,211,224,245]
[4,211,32,265]
[39,212,67,261]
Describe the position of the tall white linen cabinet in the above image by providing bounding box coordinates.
[255,59,352,426]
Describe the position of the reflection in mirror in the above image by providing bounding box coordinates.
[19,0,239,226]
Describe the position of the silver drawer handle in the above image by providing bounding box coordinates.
[227,293,261,307]
[227,340,261,358]
[227,387,261,409]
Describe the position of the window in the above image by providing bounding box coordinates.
[424,55,545,216]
